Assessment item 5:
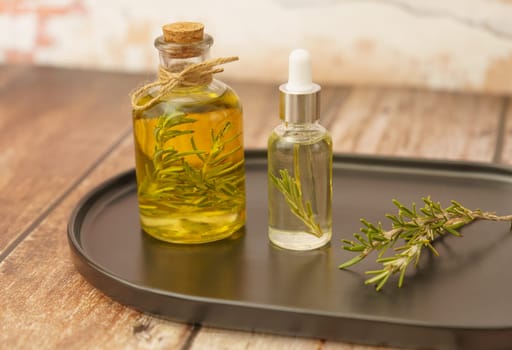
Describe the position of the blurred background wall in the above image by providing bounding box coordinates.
[2,0,512,94]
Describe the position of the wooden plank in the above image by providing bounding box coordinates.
[0,65,28,90]
[191,328,321,349]
[0,136,192,349]
[498,98,512,164]
[191,327,395,350]
[233,81,279,148]
[0,66,143,256]
[327,87,502,161]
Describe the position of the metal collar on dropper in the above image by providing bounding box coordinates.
[279,49,321,124]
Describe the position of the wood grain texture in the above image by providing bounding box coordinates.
[0,65,28,90]
[327,87,502,161]
[498,98,512,164]
[0,66,142,256]
[232,81,279,148]
[190,327,396,350]
[0,66,506,350]
[0,136,192,349]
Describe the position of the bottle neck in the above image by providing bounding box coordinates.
[283,119,318,127]
[275,120,327,141]
[154,34,213,72]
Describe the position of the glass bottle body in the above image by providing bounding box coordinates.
[267,122,332,250]
[132,37,245,244]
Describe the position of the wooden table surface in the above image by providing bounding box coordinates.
[1,65,511,349]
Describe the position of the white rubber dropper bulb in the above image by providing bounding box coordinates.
[286,48,315,93]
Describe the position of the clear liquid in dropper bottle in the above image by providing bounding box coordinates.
[267,49,333,251]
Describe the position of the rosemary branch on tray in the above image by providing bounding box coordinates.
[339,197,512,291]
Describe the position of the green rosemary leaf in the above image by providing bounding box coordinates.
[399,208,415,219]
[190,137,205,162]
[371,235,387,242]
[354,233,368,246]
[157,163,184,173]
[160,129,194,142]
[398,264,408,288]
[430,221,445,229]
[221,132,241,146]
[403,223,420,229]
[210,144,242,166]
[306,201,314,217]
[210,159,244,178]
[376,272,391,291]
[392,245,409,252]
[217,121,232,139]
[223,182,237,192]
[360,218,374,229]
[338,255,364,269]
[138,204,157,210]
[377,243,391,258]
[143,163,152,180]
[385,214,401,225]
[376,256,398,263]
[344,245,366,252]
[420,207,431,216]
[161,112,196,128]
[414,248,422,266]
[394,200,415,218]
[155,113,196,143]
[411,203,417,215]
[426,242,440,256]
[445,226,462,236]
[364,271,389,285]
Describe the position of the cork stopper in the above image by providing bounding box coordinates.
[162,22,204,43]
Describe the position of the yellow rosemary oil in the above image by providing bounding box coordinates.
[131,22,245,244]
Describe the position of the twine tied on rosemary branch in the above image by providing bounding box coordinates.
[131,56,239,112]
[339,197,512,291]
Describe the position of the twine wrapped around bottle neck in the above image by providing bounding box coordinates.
[131,56,238,112]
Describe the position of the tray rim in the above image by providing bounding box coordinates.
[67,151,512,348]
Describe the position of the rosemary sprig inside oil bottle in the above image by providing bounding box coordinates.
[133,95,245,243]
[339,197,512,291]
[138,111,244,216]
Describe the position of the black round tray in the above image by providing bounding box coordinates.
[68,151,512,349]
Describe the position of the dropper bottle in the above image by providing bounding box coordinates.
[268,49,333,251]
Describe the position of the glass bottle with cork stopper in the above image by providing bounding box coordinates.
[131,22,245,244]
